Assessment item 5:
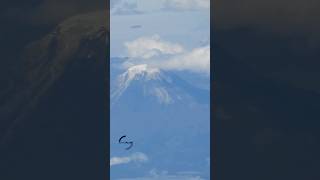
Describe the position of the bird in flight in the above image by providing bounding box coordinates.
[119,135,133,150]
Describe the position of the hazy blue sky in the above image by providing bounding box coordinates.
[110,1,210,179]
[110,0,210,59]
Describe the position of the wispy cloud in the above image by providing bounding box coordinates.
[162,0,210,11]
[118,169,205,180]
[125,35,184,59]
[111,0,209,14]
[123,35,210,74]
[159,45,210,74]
[110,152,148,166]
[111,0,142,15]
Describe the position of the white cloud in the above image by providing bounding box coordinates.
[110,152,148,166]
[159,46,210,74]
[119,175,204,180]
[111,0,209,14]
[163,0,210,11]
[111,0,142,15]
[118,169,205,180]
[123,35,210,74]
[125,34,184,59]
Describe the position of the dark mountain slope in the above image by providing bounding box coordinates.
[214,43,320,180]
[0,12,109,180]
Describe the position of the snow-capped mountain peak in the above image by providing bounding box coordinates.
[116,64,172,89]
[125,64,162,81]
[111,64,176,105]
[111,64,209,106]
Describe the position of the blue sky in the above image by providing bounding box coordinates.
[110,0,210,75]
[110,1,210,179]
[111,10,210,56]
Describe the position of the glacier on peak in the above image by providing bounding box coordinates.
[111,64,209,106]
[111,64,176,105]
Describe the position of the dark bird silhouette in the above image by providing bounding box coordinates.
[119,135,133,150]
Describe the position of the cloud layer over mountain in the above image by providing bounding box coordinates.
[125,35,185,59]
[122,35,210,74]
[159,45,210,74]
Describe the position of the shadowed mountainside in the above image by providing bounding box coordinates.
[0,11,109,180]
[214,41,320,180]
